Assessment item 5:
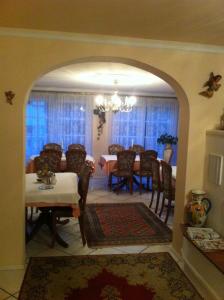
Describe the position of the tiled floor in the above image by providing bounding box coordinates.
[0,183,178,300]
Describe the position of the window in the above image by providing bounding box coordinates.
[26,92,93,162]
[110,96,178,164]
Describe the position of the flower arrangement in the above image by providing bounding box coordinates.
[157,133,178,145]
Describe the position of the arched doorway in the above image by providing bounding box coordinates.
[24,56,189,254]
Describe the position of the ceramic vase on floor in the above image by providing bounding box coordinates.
[187,190,211,227]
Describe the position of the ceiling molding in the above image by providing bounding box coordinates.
[32,86,176,98]
[1,27,224,54]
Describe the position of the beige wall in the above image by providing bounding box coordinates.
[0,33,224,269]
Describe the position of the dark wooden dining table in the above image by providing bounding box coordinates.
[25,172,80,247]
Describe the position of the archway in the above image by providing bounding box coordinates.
[24,56,189,253]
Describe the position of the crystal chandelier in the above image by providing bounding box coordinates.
[95,91,137,113]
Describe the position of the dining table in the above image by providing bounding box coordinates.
[25,172,80,247]
[26,153,95,173]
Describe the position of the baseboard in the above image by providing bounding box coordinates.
[181,250,221,300]
[0,264,25,271]
[169,245,182,261]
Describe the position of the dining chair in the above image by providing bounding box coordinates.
[149,158,163,213]
[68,143,85,151]
[51,162,93,247]
[108,144,125,155]
[159,160,175,224]
[134,150,158,194]
[66,149,86,175]
[108,150,136,194]
[163,147,173,164]
[34,151,62,173]
[129,144,145,154]
[43,143,62,152]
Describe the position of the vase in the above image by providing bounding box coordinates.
[165,143,172,150]
[187,190,211,227]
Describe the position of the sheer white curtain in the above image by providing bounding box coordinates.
[110,97,146,148]
[144,97,179,163]
[26,91,93,161]
[110,96,179,164]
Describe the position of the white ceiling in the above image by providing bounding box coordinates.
[34,62,175,96]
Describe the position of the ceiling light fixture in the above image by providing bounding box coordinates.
[95,80,137,113]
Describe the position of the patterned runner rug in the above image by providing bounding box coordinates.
[85,203,172,247]
[18,253,202,300]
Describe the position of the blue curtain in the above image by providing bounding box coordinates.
[26,92,93,162]
[110,96,179,165]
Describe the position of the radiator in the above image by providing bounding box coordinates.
[208,153,223,186]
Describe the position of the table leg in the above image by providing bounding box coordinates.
[26,208,69,248]
[26,209,50,243]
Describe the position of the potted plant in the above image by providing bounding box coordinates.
[157,133,178,149]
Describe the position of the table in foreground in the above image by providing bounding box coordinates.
[26,172,79,247]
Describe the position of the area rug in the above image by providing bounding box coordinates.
[85,203,172,247]
[18,253,202,300]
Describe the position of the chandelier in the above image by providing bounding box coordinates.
[95,92,137,113]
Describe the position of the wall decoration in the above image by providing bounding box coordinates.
[93,108,106,140]
[199,72,222,98]
[5,90,15,105]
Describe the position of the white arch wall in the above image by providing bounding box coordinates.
[0,33,224,268]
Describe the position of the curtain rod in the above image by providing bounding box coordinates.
[31,89,177,99]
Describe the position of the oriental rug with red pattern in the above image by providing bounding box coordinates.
[18,253,202,300]
[85,203,172,247]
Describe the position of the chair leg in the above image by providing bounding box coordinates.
[50,212,57,248]
[78,214,86,246]
[108,173,112,191]
[149,189,154,207]
[146,176,150,191]
[159,195,165,217]
[139,176,142,194]
[116,177,120,194]
[164,199,172,224]
[130,177,133,194]
[155,191,160,214]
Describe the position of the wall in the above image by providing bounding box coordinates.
[0,31,224,272]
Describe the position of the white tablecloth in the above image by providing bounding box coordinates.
[172,166,177,180]
[100,154,140,162]
[26,173,79,208]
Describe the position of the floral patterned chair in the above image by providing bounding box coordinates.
[129,144,145,154]
[51,162,92,247]
[134,150,158,194]
[34,152,61,173]
[149,158,163,213]
[108,150,136,194]
[68,144,85,151]
[65,149,87,175]
[108,144,125,155]
[159,160,175,224]
[43,143,62,152]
